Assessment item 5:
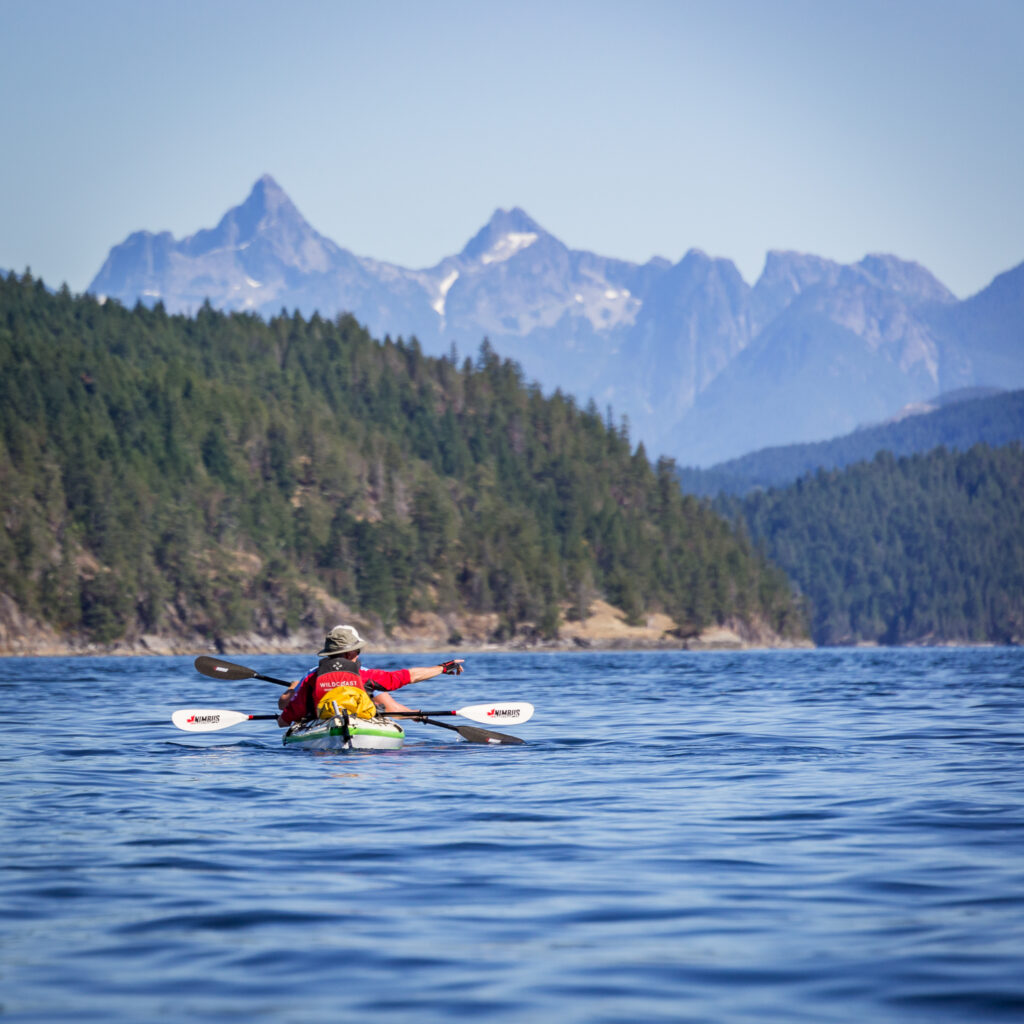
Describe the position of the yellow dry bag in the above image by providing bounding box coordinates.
[316,685,378,721]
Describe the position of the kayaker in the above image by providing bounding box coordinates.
[277,623,464,726]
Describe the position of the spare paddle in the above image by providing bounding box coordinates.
[387,702,534,725]
[195,656,290,687]
[172,708,277,732]
[416,717,525,745]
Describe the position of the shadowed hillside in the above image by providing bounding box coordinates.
[723,444,1024,646]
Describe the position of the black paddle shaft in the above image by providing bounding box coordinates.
[253,672,290,687]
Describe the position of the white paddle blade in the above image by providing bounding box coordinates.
[171,709,252,732]
[457,702,535,725]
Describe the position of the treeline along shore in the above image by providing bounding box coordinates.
[0,273,806,655]
[4,273,1019,656]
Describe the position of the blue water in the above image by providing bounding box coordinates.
[2,648,1023,1022]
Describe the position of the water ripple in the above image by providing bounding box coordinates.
[2,648,1024,1022]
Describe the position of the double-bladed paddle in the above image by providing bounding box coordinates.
[171,707,525,745]
[192,656,530,743]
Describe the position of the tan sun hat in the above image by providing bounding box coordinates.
[318,624,368,657]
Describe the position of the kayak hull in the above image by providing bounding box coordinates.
[283,713,404,751]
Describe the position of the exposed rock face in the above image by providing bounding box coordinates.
[0,593,64,655]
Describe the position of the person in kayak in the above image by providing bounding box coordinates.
[277,623,464,726]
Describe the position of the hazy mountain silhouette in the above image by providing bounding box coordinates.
[678,388,1024,496]
[89,176,1024,464]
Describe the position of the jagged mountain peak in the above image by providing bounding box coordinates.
[677,247,712,266]
[235,173,300,226]
[750,250,954,321]
[855,253,955,304]
[758,250,840,282]
[459,207,551,264]
[173,174,339,277]
[487,206,545,235]
[253,171,286,195]
[673,248,744,276]
[186,174,316,255]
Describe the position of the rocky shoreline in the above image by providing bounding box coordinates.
[0,597,812,657]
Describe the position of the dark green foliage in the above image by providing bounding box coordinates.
[728,444,1024,645]
[0,272,804,645]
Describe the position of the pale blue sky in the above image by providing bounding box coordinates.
[2,0,1021,299]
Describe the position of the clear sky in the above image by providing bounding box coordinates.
[2,0,1021,299]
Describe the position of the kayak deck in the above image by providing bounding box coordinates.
[283,712,404,751]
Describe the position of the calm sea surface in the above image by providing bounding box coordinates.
[2,648,1023,1022]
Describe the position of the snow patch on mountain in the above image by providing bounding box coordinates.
[574,283,642,330]
[432,269,459,317]
[480,232,538,265]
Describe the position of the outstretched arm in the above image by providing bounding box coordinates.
[405,660,465,684]
[366,660,463,712]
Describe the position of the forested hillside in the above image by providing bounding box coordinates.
[679,388,1024,497]
[726,444,1024,645]
[0,273,805,649]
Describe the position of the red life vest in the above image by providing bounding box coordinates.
[311,656,364,705]
[279,657,368,726]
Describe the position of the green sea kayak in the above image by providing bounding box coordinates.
[282,712,405,751]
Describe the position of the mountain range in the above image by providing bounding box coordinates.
[88,175,1024,465]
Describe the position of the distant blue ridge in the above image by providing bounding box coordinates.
[679,388,1024,496]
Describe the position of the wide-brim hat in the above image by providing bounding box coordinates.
[318,624,368,657]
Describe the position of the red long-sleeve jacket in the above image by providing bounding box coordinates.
[278,664,412,726]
